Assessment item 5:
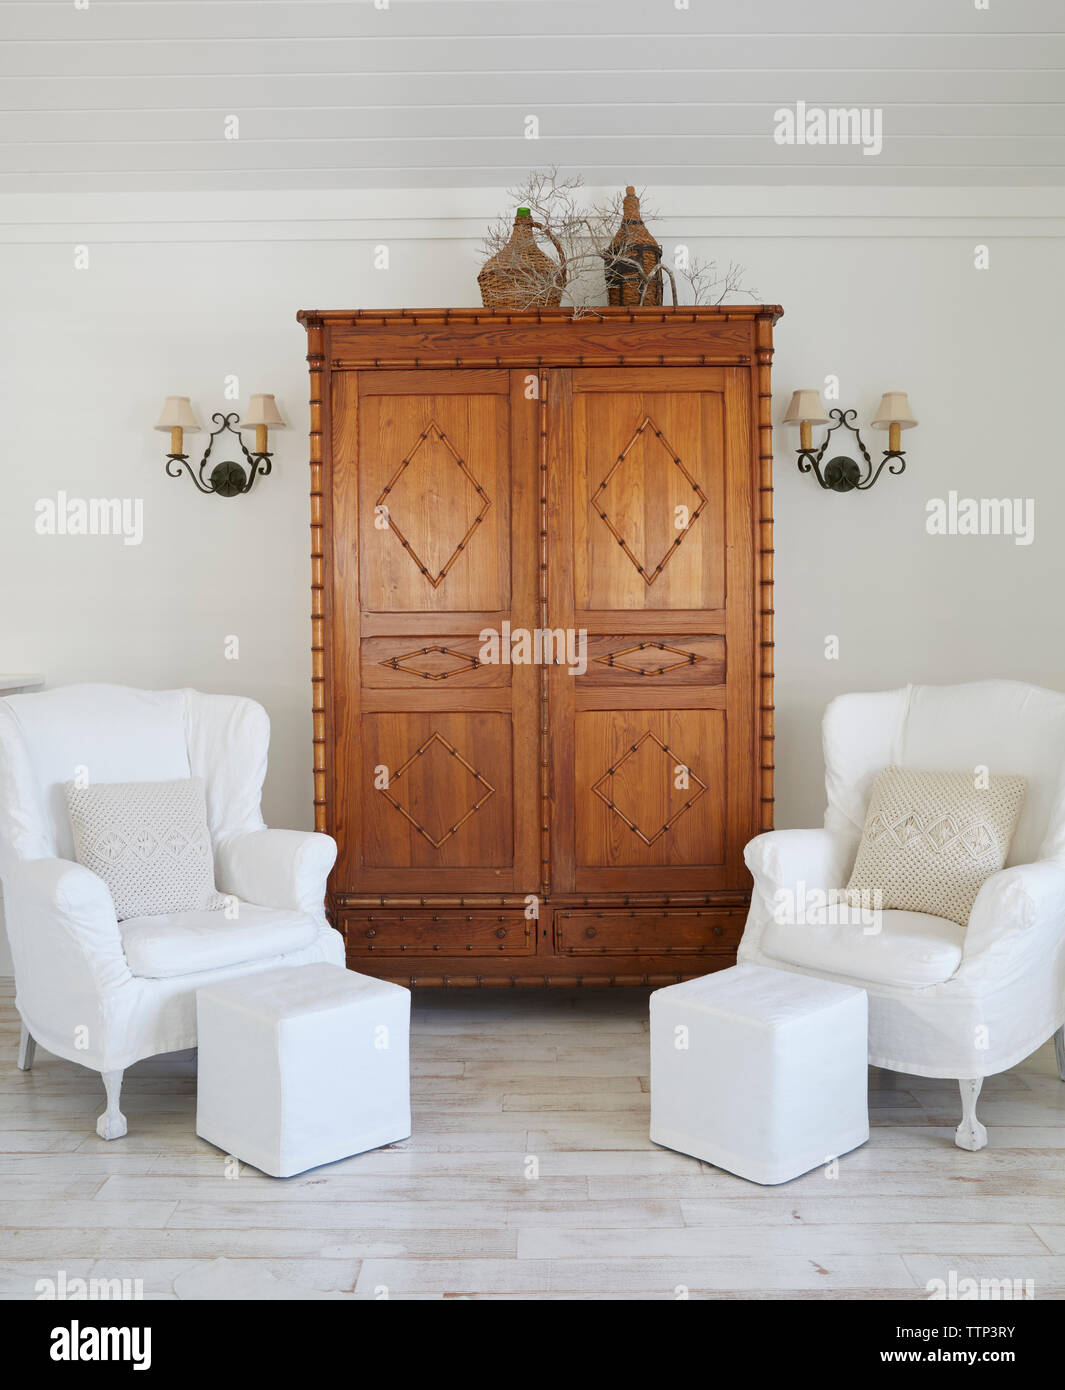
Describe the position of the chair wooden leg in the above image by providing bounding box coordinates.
[17,1022,35,1072]
[955,1077,988,1151]
[1055,1026,1065,1082]
[96,1069,127,1140]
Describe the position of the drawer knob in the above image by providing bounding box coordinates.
[713,926,723,937]
[365,928,377,939]
[585,927,597,939]
[496,927,507,939]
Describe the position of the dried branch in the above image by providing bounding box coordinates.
[675,254,760,306]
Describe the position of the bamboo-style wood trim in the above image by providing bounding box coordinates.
[337,895,535,908]
[329,354,752,370]
[376,973,712,989]
[298,305,784,327]
[538,372,551,900]
[335,891,751,908]
[307,320,327,835]
[755,314,776,830]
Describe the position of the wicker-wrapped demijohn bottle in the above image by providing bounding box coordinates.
[478,207,567,311]
[606,186,663,307]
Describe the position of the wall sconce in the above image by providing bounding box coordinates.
[153,394,286,497]
[785,389,917,493]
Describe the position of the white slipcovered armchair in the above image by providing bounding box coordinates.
[740,680,1065,1151]
[0,684,344,1139]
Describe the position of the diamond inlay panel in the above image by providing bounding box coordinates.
[595,641,702,676]
[376,421,491,588]
[380,645,481,681]
[591,731,708,846]
[377,731,496,849]
[590,415,706,585]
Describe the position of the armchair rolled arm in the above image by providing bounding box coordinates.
[2,857,132,1053]
[745,827,858,895]
[960,860,1065,981]
[214,828,337,920]
[740,828,859,958]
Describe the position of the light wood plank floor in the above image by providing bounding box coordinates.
[2,978,1064,1300]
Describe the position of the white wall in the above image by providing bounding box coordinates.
[1,185,1063,971]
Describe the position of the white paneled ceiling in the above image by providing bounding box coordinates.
[1,0,1063,192]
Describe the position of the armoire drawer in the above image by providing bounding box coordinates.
[339,909,534,956]
[554,908,746,956]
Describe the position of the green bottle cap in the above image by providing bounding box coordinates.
[516,207,531,216]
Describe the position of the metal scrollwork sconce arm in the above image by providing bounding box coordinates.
[796,407,906,494]
[786,390,916,495]
[165,413,272,498]
[154,393,284,498]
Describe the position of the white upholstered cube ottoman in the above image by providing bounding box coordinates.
[650,963,868,1185]
[196,962,411,1177]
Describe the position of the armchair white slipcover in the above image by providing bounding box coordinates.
[739,680,1065,1151]
[0,683,344,1138]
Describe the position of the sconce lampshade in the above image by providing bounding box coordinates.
[242,394,287,430]
[783,389,829,426]
[871,392,917,430]
[153,396,201,433]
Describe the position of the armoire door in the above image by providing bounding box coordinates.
[546,367,756,894]
[330,369,540,893]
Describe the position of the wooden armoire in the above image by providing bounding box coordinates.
[297,306,781,986]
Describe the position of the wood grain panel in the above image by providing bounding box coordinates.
[360,690,514,714]
[360,611,508,638]
[576,611,726,635]
[573,375,727,613]
[573,708,726,872]
[574,688,726,713]
[555,907,746,956]
[362,712,512,869]
[548,361,757,897]
[328,317,753,368]
[357,369,509,396]
[331,365,540,897]
[340,909,534,957]
[358,388,510,613]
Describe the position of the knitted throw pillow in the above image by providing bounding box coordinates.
[845,766,1027,928]
[65,777,226,921]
